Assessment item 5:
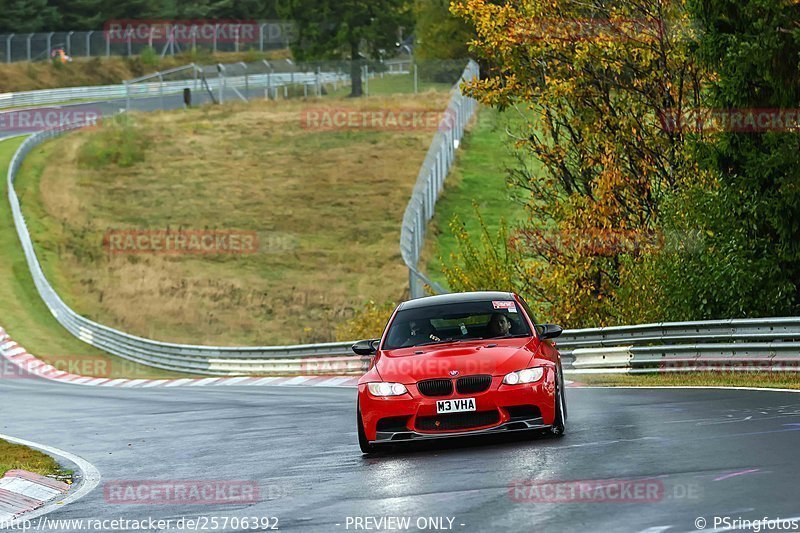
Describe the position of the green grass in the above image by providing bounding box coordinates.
[328,72,452,97]
[0,439,61,477]
[571,372,800,389]
[0,137,188,379]
[425,108,529,285]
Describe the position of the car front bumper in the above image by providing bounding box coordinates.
[359,371,558,443]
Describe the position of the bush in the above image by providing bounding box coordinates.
[140,46,159,67]
[77,114,150,169]
[441,208,529,296]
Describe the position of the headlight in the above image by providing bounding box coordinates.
[503,367,544,385]
[367,382,408,397]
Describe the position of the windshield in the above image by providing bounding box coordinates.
[382,300,533,350]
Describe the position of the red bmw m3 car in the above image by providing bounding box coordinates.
[353,291,566,453]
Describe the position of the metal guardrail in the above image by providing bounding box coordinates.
[0,59,413,110]
[6,122,363,375]
[5,58,800,376]
[0,69,343,110]
[400,60,480,299]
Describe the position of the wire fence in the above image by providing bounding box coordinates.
[0,23,293,63]
[400,60,480,298]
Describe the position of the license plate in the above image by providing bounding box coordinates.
[436,398,476,414]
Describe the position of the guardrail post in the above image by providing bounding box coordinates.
[217,63,225,103]
[263,60,273,100]
[6,34,13,63]
[213,24,219,54]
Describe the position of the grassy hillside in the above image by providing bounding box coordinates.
[0,136,189,378]
[0,50,290,94]
[424,108,529,286]
[15,92,450,346]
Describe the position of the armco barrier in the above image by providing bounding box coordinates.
[6,63,800,376]
[0,70,340,110]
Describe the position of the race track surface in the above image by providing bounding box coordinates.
[2,376,799,533]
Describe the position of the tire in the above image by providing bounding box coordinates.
[357,406,377,454]
[549,365,566,436]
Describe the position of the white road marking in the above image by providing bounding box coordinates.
[0,433,101,528]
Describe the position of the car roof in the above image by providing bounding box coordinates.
[397,291,517,310]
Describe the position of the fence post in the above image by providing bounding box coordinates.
[5,34,13,63]
[414,62,419,94]
[67,31,74,56]
[86,31,91,57]
[47,32,54,56]
[26,33,33,62]
[217,63,225,103]
[213,24,219,54]
[259,23,265,52]
[158,72,164,110]
[264,60,273,100]
[124,80,130,112]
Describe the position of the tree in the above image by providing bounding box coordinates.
[0,0,59,33]
[450,0,707,326]
[414,0,472,60]
[664,0,800,318]
[277,0,412,96]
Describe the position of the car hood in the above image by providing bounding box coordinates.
[376,340,536,383]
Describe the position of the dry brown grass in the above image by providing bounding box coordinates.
[0,50,290,93]
[18,92,450,345]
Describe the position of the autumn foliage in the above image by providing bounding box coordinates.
[446,0,709,326]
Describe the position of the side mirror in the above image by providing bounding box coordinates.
[352,339,379,356]
[538,324,563,340]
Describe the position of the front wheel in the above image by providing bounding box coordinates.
[357,407,377,454]
[549,366,566,436]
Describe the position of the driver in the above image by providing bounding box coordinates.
[487,313,512,337]
[402,319,441,346]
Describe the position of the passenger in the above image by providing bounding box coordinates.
[487,313,512,337]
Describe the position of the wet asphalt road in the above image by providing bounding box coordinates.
[2,377,800,533]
